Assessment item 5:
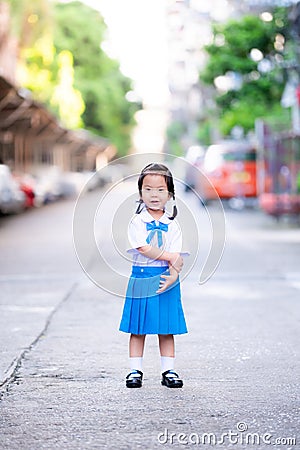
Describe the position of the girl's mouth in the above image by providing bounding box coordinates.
[148,201,162,210]
[150,201,160,206]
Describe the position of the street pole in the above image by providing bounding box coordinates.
[292,98,300,133]
[289,2,300,133]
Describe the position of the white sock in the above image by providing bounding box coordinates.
[161,356,175,373]
[129,356,143,372]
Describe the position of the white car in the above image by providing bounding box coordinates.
[0,164,26,214]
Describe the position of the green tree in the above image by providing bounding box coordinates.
[7,0,52,48]
[6,0,138,155]
[200,9,291,137]
[50,50,85,128]
[166,121,186,156]
[6,0,56,104]
[53,1,138,155]
[7,0,83,124]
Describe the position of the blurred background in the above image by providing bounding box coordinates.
[1,0,300,216]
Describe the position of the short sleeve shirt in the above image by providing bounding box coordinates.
[127,207,182,267]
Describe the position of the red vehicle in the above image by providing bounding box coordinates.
[13,174,35,208]
[196,140,257,205]
[256,124,300,217]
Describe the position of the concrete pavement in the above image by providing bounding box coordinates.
[0,188,299,449]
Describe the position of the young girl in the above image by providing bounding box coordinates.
[119,163,188,388]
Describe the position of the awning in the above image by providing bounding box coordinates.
[0,76,110,155]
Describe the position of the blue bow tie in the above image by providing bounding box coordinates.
[146,221,168,248]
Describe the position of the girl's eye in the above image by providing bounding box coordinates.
[159,189,165,192]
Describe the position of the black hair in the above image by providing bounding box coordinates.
[135,162,177,219]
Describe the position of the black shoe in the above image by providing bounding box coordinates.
[126,369,143,388]
[161,370,183,388]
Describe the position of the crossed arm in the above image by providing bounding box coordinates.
[136,245,183,293]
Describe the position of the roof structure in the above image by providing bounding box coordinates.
[0,76,110,158]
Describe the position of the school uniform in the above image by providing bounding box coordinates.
[119,207,188,335]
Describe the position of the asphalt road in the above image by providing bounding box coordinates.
[0,184,299,450]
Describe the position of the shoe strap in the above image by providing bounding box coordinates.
[162,370,180,378]
[126,369,143,379]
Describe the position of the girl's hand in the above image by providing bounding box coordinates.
[156,267,178,294]
[169,253,183,273]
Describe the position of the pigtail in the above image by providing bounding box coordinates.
[168,195,177,220]
[169,203,177,220]
[135,199,144,214]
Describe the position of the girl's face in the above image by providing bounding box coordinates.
[141,174,171,211]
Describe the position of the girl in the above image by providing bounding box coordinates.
[119,163,188,388]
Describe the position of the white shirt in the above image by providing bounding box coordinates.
[127,207,182,267]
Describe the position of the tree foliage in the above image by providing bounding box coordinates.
[7,0,52,46]
[52,1,137,155]
[200,9,291,137]
[50,50,85,128]
[6,0,56,105]
[166,121,186,156]
[7,0,138,156]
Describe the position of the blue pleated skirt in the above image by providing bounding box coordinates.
[119,266,188,335]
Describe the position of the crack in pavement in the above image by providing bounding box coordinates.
[0,282,78,399]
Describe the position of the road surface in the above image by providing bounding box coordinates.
[0,184,299,449]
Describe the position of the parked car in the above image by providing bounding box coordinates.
[13,174,35,208]
[196,140,257,206]
[33,166,77,205]
[0,165,26,214]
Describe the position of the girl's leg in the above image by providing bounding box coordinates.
[158,334,183,387]
[158,334,174,357]
[129,333,146,356]
[126,334,146,388]
[158,334,175,372]
[129,334,146,372]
